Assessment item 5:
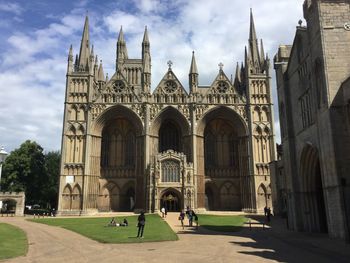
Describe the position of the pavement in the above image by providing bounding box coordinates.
[1,212,350,263]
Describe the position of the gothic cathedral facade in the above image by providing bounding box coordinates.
[57,11,276,215]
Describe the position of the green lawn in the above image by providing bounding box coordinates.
[0,223,28,260]
[198,214,247,232]
[29,214,178,243]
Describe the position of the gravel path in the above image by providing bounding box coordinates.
[1,213,349,263]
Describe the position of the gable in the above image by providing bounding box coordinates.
[153,70,188,96]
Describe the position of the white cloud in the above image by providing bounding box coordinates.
[0,2,23,15]
[0,0,306,152]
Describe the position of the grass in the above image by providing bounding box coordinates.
[0,223,28,260]
[198,214,247,232]
[29,214,178,243]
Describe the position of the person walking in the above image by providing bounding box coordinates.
[179,210,185,229]
[161,207,165,218]
[137,211,146,238]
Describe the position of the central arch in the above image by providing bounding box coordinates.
[150,106,191,158]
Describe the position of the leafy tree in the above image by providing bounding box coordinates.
[43,151,60,208]
[1,141,61,208]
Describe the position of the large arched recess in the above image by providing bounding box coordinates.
[196,106,248,210]
[89,105,144,211]
[299,143,328,233]
[149,106,191,160]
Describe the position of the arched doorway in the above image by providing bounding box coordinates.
[160,189,181,212]
[300,144,328,233]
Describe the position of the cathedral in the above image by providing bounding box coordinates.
[57,10,276,215]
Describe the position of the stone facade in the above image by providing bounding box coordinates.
[57,11,276,215]
[274,0,350,240]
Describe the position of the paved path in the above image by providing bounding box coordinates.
[1,213,350,263]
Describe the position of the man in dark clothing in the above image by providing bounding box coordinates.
[137,211,146,238]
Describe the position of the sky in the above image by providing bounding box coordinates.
[0,0,305,153]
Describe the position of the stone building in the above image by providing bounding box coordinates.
[274,0,350,240]
[57,11,276,215]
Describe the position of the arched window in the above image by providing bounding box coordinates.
[159,121,180,152]
[161,160,180,182]
[125,131,135,167]
[205,132,216,168]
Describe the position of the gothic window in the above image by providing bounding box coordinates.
[125,131,135,167]
[113,80,125,93]
[300,91,313,129]
[217,81,228,93]
[163,80,177,93]
[205,132,216,168]
[315,59,326,107]
[161,159,180,182]
[229,135,237,167]
[159,121,180,152]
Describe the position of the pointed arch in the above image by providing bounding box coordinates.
[98,186,111,212]
[257,183,268,209]
[71,184,82,210]
[299,143,328,233]
[62,184,72,210]
[219,181,241,210]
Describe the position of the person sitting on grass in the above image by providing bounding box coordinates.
[108,217,116,227]
[120,218,128,226]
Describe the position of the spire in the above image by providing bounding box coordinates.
[118,26,125,42]
[116,26,128,70]
[98,60,105,82]
[78,15,90,71]
[248,9,260,72]
[189,51,198,74]
[142,26,149,43]
[189,51,199,93]
[260,39,266,68]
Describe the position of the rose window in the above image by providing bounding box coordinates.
[217,81,228,93]
[164,80,177,93]
[113,81,125,93]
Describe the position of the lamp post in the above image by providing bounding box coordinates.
[0,146,9,209]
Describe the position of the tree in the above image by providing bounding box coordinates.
[43,151,60,208]
[1,141,61,208]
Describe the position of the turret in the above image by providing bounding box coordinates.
[116,26,128,71]
[94,55,99,80]
[67,45,73,73]
[234,62,241,88]
[142,26,151,93]
[98,60,105,83]
[189,51,198,93]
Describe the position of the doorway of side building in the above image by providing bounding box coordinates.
[300,144,328,233]
[160,190,181,212]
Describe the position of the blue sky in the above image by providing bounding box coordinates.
[0,0,305,152]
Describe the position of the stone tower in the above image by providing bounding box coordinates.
[274,0,350,240]
[58,11,276,215]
